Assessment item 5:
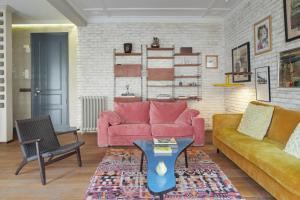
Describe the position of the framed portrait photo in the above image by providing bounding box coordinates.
[206,55,218,68]
[232,42,251,82]
[255,66,271,102]
[254,16,272,55]
[283,0,300,42]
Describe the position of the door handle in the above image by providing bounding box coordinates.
[34,89,41,96]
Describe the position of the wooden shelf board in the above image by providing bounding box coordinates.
[147,56,174,60]
[174,64,201,67]
[147,85,173,87]
[147,68,174,81]
[147,98,176,102]
[175,85,200,87]
[174,53,200,56]
[174,75,200,78]
[147,48,174,51]
[114,97,142,102]
[115,52,142,56]
[114,64,142,77]
[213,84,244,87]
[225,72,252,75]
[175,97,202,101]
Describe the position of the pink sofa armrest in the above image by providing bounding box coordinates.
[97,113,110,147]
[192,117,205,146]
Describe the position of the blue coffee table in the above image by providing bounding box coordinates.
[133,138,193,200]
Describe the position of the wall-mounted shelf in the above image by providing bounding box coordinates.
[114,96,142,102]
[147,56,174,60]
[114,52,142,56]
[147,68,174,81]
[113,46,143,102]
[174,75,201,78]
[174,64,201,67]
[174,53,200,56]
[213,73,246,87]
[147,48,174,51]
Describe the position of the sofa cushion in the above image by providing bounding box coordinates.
[151,124,194,137]
[108,124,151,136]
[284,123,300,159]
[150,101,187,124]
[175,109,199,125]
[215,128,300,196]
[114,101,150,124]
[237,103,274,140]
[100,111,122,125]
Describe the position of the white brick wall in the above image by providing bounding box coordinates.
[224,0,300,113]
[76,23,226,129]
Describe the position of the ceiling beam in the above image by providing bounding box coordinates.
[47,0,87,26]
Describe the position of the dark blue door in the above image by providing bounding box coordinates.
[31,33,69,127]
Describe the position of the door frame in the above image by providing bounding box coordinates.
[30,32,69,125]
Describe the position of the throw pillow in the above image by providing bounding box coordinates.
[237,103,274,140]
[284,123,300,159]
[101,111,122,125]
[175,109,200,125]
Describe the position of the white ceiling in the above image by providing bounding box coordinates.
[66,0,242,20]
[2,0,244,24]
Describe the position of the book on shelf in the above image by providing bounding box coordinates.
[153,146,172,154]
[153,137,177,145]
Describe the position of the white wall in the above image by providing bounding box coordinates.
[224,0,300,113]
[76,22,226,129]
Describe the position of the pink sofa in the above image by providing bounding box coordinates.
[97,101,205,147]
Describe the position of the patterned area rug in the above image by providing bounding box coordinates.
[85,148,243,200]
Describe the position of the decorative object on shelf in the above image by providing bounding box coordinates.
[254,16,272,55]
[232,42,251,82]
[279,47,300,88]
[179,81,183,86]
[151,37,160,48]
[180,47,192,53]
[155,161,168,176]
[283,0,300,42]
[123,43,132,53]
[255,66,271,102]
[121,84,135,96]
[205,55,218,68]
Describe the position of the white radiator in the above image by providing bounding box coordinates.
[81,96,106,132]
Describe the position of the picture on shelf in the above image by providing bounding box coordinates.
[232,42,251,82]
[283,0,300,42]
[206,55,218,68]
[279,47,300,88]
[254,16,272,55]
[255,66,271,102]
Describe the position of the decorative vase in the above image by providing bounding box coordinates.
[124,43,132,53]
[151,37,160,48]
[156,161,167,176]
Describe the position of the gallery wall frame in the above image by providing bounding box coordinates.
[232,42,251,83]
[205,55,218,69]
[283,0,300,42]
[254,16,272,55]
[255,66,271,102]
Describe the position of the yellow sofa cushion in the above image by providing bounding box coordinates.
[237,103,274,140]
[215,128,300,196]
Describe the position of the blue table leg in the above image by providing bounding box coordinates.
[140,152,144,173]
[184,149,188,168]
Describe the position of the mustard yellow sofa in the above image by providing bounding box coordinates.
[213,101,300,200]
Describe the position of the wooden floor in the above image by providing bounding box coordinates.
[0,133,274,200]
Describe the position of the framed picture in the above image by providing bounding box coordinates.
[255,66,271,102]
[206,55,218,68]
[232,42,251,82]
[279,47,300,88]
[283,0,300,42]
[254,16,272,55]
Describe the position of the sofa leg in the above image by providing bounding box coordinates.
[217,148,220,154]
